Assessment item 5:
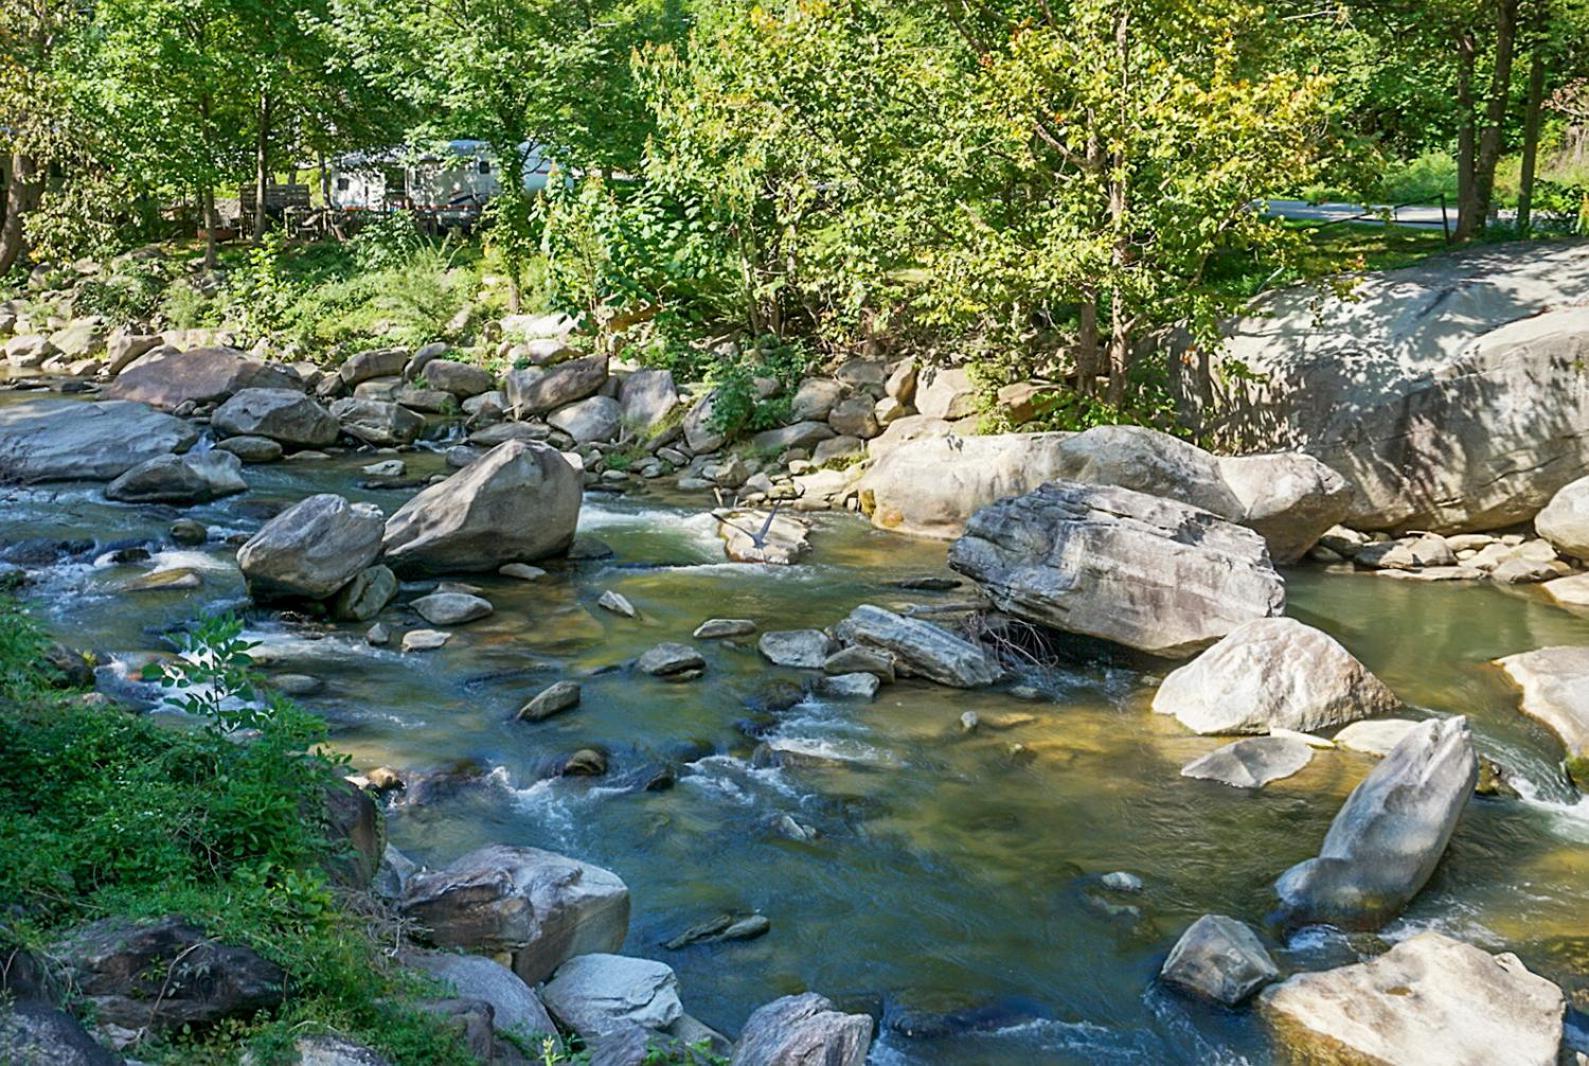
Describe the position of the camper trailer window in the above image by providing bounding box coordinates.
[477,160,492,175]
[336,177,351,190]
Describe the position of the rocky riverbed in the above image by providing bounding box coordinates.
[3,366,1589,1062]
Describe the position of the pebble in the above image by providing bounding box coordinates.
[366,623,390,646]
[694,618,757,639]
[499,563,547,581]
[402,629,451,652]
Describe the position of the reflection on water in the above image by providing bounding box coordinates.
[3,406,1587,1063]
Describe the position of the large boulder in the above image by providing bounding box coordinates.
[53,916,284,1033]
[1536,475,1589,560]
[404,951,560,1046]
[914,366,977,419]
[619,369,680,436]
[104,347,297,410]
[540,954,683,1040]
[213,388,340,447]
[504,355,608,416]
[858,431,1074,538]
[1152,618,1398,734]
[399,844,630,986]
[0,399,197,483]
[330,398,425,447]
[1261,932,1565,1066]
[1050,425,1243,519]
[1493,646,1589,759]
[835,604,1001,688]
[422,359,494,398]
[237,494,385,602]
[1210,241,1589,533]
[948,481,1284,658]
[0,999,122,1065]
[105,450,246,504]
[1160,914,1279,1005]
[382,441,582,573]
[730,993,872,1066]
[338,347,409,386]
[548,396,622,444]
[1217,453,1352,564]
[1273,716,1476,929]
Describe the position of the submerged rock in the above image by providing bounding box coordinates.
[382,441,581,573]
[1152,618,1398,735]
[399,844,630,986]
[1180,736,1314,789]
[518,680,581,722]
[1160,914,1280,1005]
[237,494,384,602]
[664,913,770,950]
[835,604,1000,688]
[730,992,872,1066]
[1273,716,1476,929]
[1261,932,1565,1066]
[949,480,1284,658]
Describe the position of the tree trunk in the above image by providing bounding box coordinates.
[1454,33,1480,241]
[1516,47,1547,235]
[1474,0,1520,232]
[1075,297,1100,396]
[201,185,219,271]
[1105,6,1132,407]
[252,90,273,241]
[0,152,41,276]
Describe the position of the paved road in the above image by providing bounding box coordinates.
[1263,198,1458,230]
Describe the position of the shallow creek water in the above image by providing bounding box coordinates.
[4,392,1589,1064]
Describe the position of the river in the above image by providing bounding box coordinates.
[3,393,1587,1064]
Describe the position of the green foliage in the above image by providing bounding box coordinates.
[703,335,814,436]
[225,232,297,339]
[348,210,428,272]
[74,262,169,326]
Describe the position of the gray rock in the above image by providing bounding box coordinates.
[636,643,705,678]
[237,494,385,601]
[400,844,629,986]
[1274,716,1477,929]
[758,629,838,669]
[215,435,284,463]
[0,999,122,1065]
[339,346,409,386]
[1051,425,1244,519]
[836,604,1000,688]
[664,913,771,950]
[1537,475,1589,560]
[402,629,450,652]
[5,333,57,369]
[505,354,608,416]
[1260,932,1565,1066]
[598,590,638,618]
[1210,241,1589,533]
[791,379,844,421]
[330,565,397,622]
[1218,452,1353,564]
[330,397,425,447]
[1355,533,1456,570]
[1160,914,1280,1005]
[682,390,726,454]
[541,954,683,1040]
[618,369,680,435]
[404,950,561,1047]
[213,388,339,447]
[818,672,880,700]
[413,591,493,626]
[750,421,836,453]
[1180,735,1314,788]
[914,366,976,419]
[518,680,581,722]
[0,399,198,483]
[1100,871,1143,892]
[105,450,246,503]
[823,645,896,682]
[549,395,622,444]
[730,992,872,1066]
[715,508,811,565]
[1494,646,1589,758]
[105,331,161,375]
[694,618,756,639]
[53,916,283,1032]
[949,480,1284,658]
[859,430,1075,539]
[827,396,879,439]
[383,442,582,573]
[423,360,494,397]
[1152,618,1399,734]
[252,1033,392,1065]
[104,346,297,410]
[1332,718,1422,757]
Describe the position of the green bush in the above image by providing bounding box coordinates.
[75,262,169,325]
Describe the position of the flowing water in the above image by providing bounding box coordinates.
[4,390,1588,1064]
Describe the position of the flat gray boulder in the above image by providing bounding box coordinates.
[1274,716,1476,929]
[1218,452,1352,564]
[412,592,493,626]
[548,395,622,444]
[504,354,608,416]
[213,388,339,447]
[383,441,581,573]
[331,397,425,446]
[1160,914,1279,1005]
[859,431,1074,539]
[835,604,1000,688]
[105,450,246,504]
[1536,475,1589,560]
[1050,425,1243,518]
[541,954,682,1040]
[0,399,198,482]
[237,494,385,602]
[423,359,494,397]
[758,630,838,669]
[399,844,629,986]
[104,346,298,409]
[730,992,871,1066]
[1261,932,1565,1066]
[1153,618,1398,734]
[1180,736,1313,788]
[949,480,1284,658]
[1494,645,1589,758]
[1210,241,1589,533]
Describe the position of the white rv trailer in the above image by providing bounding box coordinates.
[404,140,555,227]
[328,149,405,212]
